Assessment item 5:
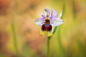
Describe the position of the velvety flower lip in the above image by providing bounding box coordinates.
[35,8,64,27]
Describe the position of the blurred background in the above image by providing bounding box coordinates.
[0,0,86,57]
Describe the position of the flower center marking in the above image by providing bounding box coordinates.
[41,14,52,31]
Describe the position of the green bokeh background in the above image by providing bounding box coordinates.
[0,0,86,57]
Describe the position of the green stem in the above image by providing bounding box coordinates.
[47,26,56,57]
[47,37,50,57]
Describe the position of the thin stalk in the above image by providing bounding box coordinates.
[47,27,57,57]
[47,36,50,57]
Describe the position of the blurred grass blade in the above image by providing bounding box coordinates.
[11,19,18,56]
[77,40,85,57]
[57,2,67,57]
[57,26,67,57]
[72,0,76,20]
[57,27,67,57]
[62,2,65,19]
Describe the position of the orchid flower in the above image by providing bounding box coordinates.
[35,8,64,37]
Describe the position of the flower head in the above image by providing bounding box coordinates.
[35,8,64,36]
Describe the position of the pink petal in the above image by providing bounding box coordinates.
[51,18,64,26]
[52,18,64,21]
[43,8,51,17]
[58,10,63,19]
[51,9,58,18]
[35,18,43,21]
[35,18,44,26]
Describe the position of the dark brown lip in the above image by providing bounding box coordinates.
[41,24,52,31]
